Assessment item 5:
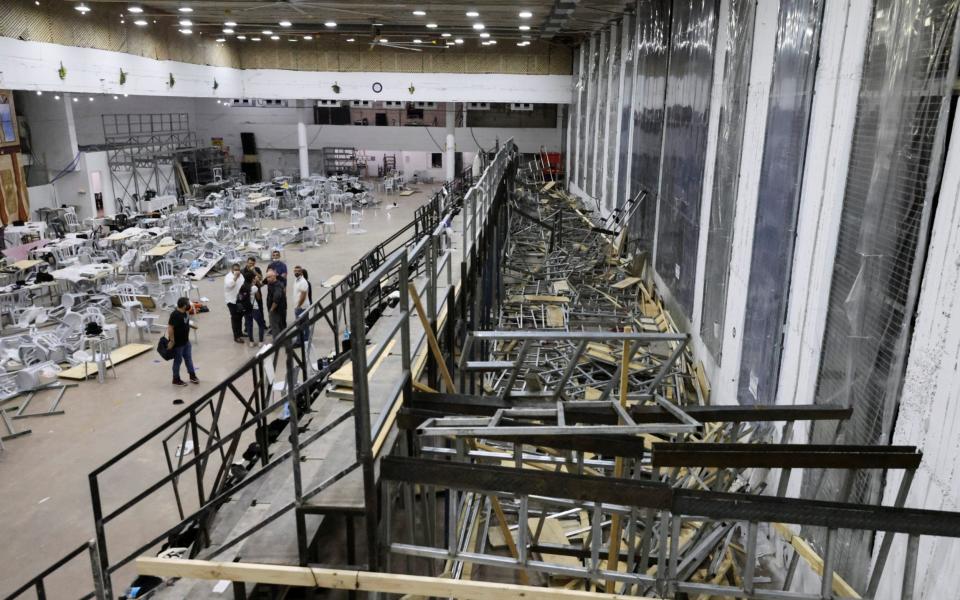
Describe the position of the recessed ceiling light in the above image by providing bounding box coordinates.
[324,21,337,27]
[413,38,422,43]
[36,90,42,95]
[75,3,90,13]
[279,20,292,27]
[124,93,128,97]
[455,38,464,44]
[426,23,437,29]
[441,32,451,37]
[479,32,490,38]
[180,28,192,34]
[223,28,234,34]
[288,38,297,42]
[88,97,94,101]
[379,37,388,43]
[224,21,237,27]
[251,36,261,41]
[519,25,531,31]
[303,35,313,40]
[179,19,192,26]
[178,6,192,12]
[270,35,280,40]
[473,23,484,30]
[237,34,247,40]
[72,97,78,102]
[134,19,147,26]
[489,40,497,44]
[54,95,60,100]
[216,37,226,42]
[346,37,355,42]
[519,10,533,18]
[262,29,273,35]
[127,6,143,13]
[113,95,118,99]
[120,19,125,24]
[465,11,479,17]
[412,10,426,16]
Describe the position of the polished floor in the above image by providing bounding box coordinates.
[0,189,433,598]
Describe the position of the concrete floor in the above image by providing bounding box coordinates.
[0,187,435,598]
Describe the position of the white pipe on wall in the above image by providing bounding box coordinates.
[297,121,309,179]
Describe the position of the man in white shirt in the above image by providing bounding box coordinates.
[223,262,244,343]
[293,265,312,344]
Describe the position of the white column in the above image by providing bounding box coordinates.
[63,93,79,159]
[445,103,455,181]
[297,121,309,179]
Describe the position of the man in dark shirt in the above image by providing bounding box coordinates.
[268,249,288,283]
[266,268,287,339]
[166,297,198,386]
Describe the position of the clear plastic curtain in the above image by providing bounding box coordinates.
[654,0,719,317]
[802,0,960,588]
[616,15,637,210]
[737,0,825,405]
[699,0,756,360]
[592,31,611,201]
[604,22,623,210]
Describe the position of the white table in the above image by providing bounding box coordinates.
[4,222,47,246]
[141,195,176,212]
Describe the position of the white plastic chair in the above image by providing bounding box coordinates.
[348,210,365,235]
[302,216,319,246]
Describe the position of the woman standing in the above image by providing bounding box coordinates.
[244,270,267,347]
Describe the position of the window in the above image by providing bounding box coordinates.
[510,103,534,111]
[431,153,443,168]
[351,100,372,107]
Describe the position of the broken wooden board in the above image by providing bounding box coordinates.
[329,339,397,388]
[610,276,642,290]
[488,518,582,569]
[58,343,152,380]
[552,279,571,295]
[506,294,571,304]
[546,306,565,328]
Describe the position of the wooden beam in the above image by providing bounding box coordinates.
[135,557,651,599]
[408,282,455,392]
[772,523,861,598]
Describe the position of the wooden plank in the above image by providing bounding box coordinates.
[506,294,571,304]
[408,283,455,392]
[136,557,649,599]
[772,523,861,598]
[546,305,565,328]
[329,339,396,388]
[610,277,642,290]
[552,279,571,294]
[58,343,152,380]
[322,274,345,288]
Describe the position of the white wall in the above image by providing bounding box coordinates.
[0,36,572,105]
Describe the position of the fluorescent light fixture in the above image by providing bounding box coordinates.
[288,38,297,42]
[216,37,226,42]
[425,23,437,28]
[412,10,426,16]
[113,95,118,99]
[479,32,490,38]
[88,97,94,101]
[134,19,147,26]
[54,95,60,100]
[237,35,247,40]
[413,38,422,43]
[465,11,479,17]
[178,6,192,12]
[489,40,497,44]
[127,6,143,13]
[180,28,192,34]
[36,90,42,95]
[72,97,78,102]
[179,19,192,26]
[223,28,234,34]
[472,23,484,30]
[324,21,337,27]
[518,25,530,31]
[262,29,273,35]
[224,21,237,27]
[124,93,128,97]
[303,35,313,40]
[441,32,451,37]
[251,36,261,41]
[519,10,533,18]
[279,20,292,27]
[346,37,355,42]
[455,38,464,44]
[379,37,388,42]
[75,3,90,13]
[270,35,280,40]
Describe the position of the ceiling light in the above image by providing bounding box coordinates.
[54,95,60,100]
[237,35,247,40]
[279,20,292,27]
[517,41,529,46]
[216,37,226,42]
[178,6,192,12]
[465,11,479,17]
[346,37,355,42]
[224,21,237,27]
[519,25,530,31]
[180,29,192,35]
[481,41,490,45]
[36,90,42,95]
[88,97,94,101]
[519,10,533,18]
[413,10,426,16]
[303,35,313,40]
[479,32,490,38]
[426,23,437,29]
[72,97,78,102]
[120,19,125,24]
[134,19,147,26]
[270,35,280,40]
[113,95,118,99]
[251,36,261,41]
[75,3,90,13]
[179,19,192,26]
[454,38,464,44]
[223,28,234,34]
[379,37,388,43]
[441,32,451,37]
[413,38,422,43]
[473,23,484,30]
[123,93,128,97]
[489,40,497,44]
[288,38,297,42]
[127,6,143,13]
[262,29,273,35]
[324,21,337,27]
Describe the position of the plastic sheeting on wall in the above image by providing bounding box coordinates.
[655,0,719,317]
[592,31,611,200]
[616,14,637,210]
[604,21,623,210]
[628,0,671,249]
[802,0,960,589]
[737,0,824,405]
[571,46,585,188]
[700,0,756,361]
[582,35,601,195]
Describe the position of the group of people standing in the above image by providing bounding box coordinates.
[224,249,313,347]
